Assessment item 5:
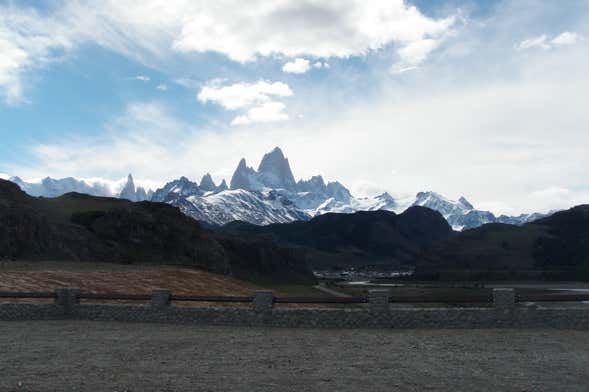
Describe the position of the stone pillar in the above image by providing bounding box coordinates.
[368,289,390,314]
[253,291,274,313]
[54,287,80,315]
[493,288,515,309]
[151,289,172,308]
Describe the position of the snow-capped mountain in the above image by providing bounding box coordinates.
[6,147,551,230]
[118,174,152,202]
[154,147,356,224]
[152,148,550,229]
[412,191,550,230]
[9,174,152,201]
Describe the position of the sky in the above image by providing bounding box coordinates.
[1,0,588,215]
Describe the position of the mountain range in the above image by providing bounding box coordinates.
[6,147,551,230]
[3,175,587,282]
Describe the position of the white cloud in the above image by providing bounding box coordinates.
[135,75,150,82]
[313,61,330,69]
[0,7,75,103]
[197,80,293,125]
[171,1,454,62]
[517,31,578,51]
[517,34,550,50]
[0,36,28,104]
[231,101,288,125]
[156,84,168,91]
[282,58,310,74]
[392,38,441,72]
[551,31,577,46]
[397,39,440,65]
[198,80,292,110]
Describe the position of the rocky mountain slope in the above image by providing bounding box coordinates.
[220,206,453,269]
[414,205,589,281]
[7,147,551,229]
[0,179,314,284]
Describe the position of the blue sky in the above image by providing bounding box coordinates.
[1,0,588,214]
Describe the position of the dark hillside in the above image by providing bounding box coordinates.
[415,205,589,280]
[221,206,453,269]
[0,179,314,284]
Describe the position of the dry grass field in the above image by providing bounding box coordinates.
[0,261,330,307]
[0,261,268,307]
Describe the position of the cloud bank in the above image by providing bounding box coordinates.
[0,0,454,102]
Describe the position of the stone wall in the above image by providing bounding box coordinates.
[1,288,589,329]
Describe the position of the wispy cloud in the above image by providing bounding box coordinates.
[517,31,579,51]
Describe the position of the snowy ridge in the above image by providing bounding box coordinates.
[8,174,155,201]
[412,191,550,230]
[5,147,551,230]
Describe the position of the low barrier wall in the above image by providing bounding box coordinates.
[1,288,588,329]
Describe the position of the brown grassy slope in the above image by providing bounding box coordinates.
[0,268,262,296]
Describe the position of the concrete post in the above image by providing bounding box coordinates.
[493,288,515,309]
[151,289,172,308]
[253,291,274,313]
[54,288,80,315]
[368,289,390,314]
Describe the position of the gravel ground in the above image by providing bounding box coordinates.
[1,321,588,391]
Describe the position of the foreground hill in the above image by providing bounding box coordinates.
[220,206,453,269]
[414,205,589,280]
[0,179,314,284]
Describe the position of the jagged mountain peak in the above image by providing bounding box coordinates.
[376,191,395,201]
[151,176,201,202]
[199,173,217,192]
[257,147,296,190]
[297,175,326,193]
[458,196,474,210]
[416,190,444,201]
[263,146,286,160]
[217,179,228,191]
[237,157,248,169]
[230,157,259,190]
[119,173,137,201]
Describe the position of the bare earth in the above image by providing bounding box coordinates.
[1,321,588,391]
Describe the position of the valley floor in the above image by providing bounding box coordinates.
[1,320,588,391]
